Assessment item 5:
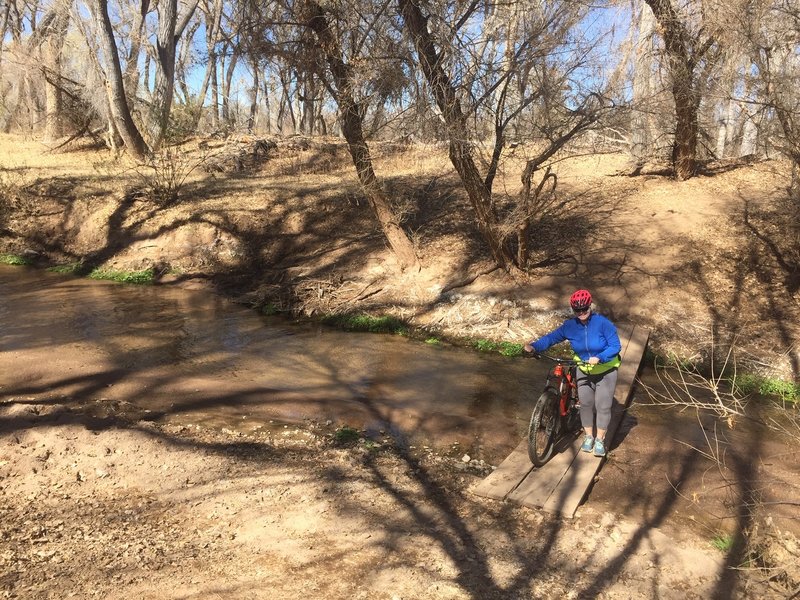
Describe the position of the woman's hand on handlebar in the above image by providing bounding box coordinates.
[522,343,540,359]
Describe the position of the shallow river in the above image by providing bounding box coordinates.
[2,265,798,535]
[0,265,546,462]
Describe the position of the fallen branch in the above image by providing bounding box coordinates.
[439,265,500,295]
[44,120,94,152]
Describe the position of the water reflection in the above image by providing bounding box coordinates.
[0,265,542,462]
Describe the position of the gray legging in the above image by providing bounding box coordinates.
[576,368,618,431]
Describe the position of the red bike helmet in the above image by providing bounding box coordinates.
[569,289,592,310]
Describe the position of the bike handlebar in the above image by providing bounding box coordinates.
[522,350,585,366]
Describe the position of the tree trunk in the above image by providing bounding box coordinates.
[176,19,200,105]
[261,79,272,134]
[716,94,736,159]
[92,0,149,160]
[222,47,238,125]
[193,0,222,129]
[737,65,758,157]
[300,74,316,135]
[277,70,296,133]
[631,5,656,160]
[0,2,11,67]
[123,0,148,105]
[248,59,259,133]
[210,54,220,128]
[149,0,177,149]
[672,75,700,179]
[148,0,197,147]
[304,0,419,271]
[644,0,709,180]
[398,0,513,269]
[42,4,70,141]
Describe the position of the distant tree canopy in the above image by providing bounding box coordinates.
[2,0,799,269]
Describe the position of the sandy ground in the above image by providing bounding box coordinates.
[1,135,799,598]
[1,400,769,600]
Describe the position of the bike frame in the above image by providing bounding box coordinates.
[546,362,578,418]
[525,352,584,467]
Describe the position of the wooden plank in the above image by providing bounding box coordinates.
[471,440,532,500]
[507,325,637,509]
[541,326,650,517]
[506,435,581,508]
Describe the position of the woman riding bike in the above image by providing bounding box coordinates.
[523,289,621,457]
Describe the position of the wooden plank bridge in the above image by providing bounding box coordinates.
[472,325,650,518]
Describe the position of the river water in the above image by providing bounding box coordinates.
[0,265,545,462]
[2,265,798,535]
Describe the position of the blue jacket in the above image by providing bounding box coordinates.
[531,314,621,364]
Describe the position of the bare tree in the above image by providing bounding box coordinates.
[399,0,606,271]
[148,0,199,148]
[246,56,259,132]
[300,0,419,270]
[88,0,150,159]
[187,0,224,129]
[122,0,149,104]
[743,0,800,190]
[643,0,721,179]
[40,0,72,141]
[630,3,659,161]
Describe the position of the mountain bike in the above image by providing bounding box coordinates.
[525,352,584,467]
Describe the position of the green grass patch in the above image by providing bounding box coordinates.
[711,533,734,552]
[322,313,408,335]
[733,374,799,403]
[474,339,499,353]
[499,342,524,357]
[0,253,31,266]
[87,267,155,285]
[425,337,441,345]
[260,303,283,316]
[361,438,379,452]
[333,425,361,446]
[47,262,82,274]
[473,339,524,357]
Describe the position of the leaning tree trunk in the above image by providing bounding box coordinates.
[210,55,220,128]
[93,0,149,160]
[122,0,147,108]
[221,47,239,126]
[303,0,419,271]
[277,70,296,133]
[399,0,514,270]
[192,0,222,129]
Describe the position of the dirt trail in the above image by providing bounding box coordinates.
[2,401,752,600]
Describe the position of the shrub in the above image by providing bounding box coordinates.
[0,254,30,266]
[321,313,408,335]
[88,268,154,285]
[333,426,361,446]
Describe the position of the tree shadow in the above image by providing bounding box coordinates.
[1,145,795,597]
[0,271,786,598]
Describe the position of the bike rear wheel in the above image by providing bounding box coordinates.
[528,390,558,467]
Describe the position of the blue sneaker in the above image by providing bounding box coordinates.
[580,435,594,453]
[593,438,607,457]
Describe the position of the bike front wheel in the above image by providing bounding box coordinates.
[528,390,558,467]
